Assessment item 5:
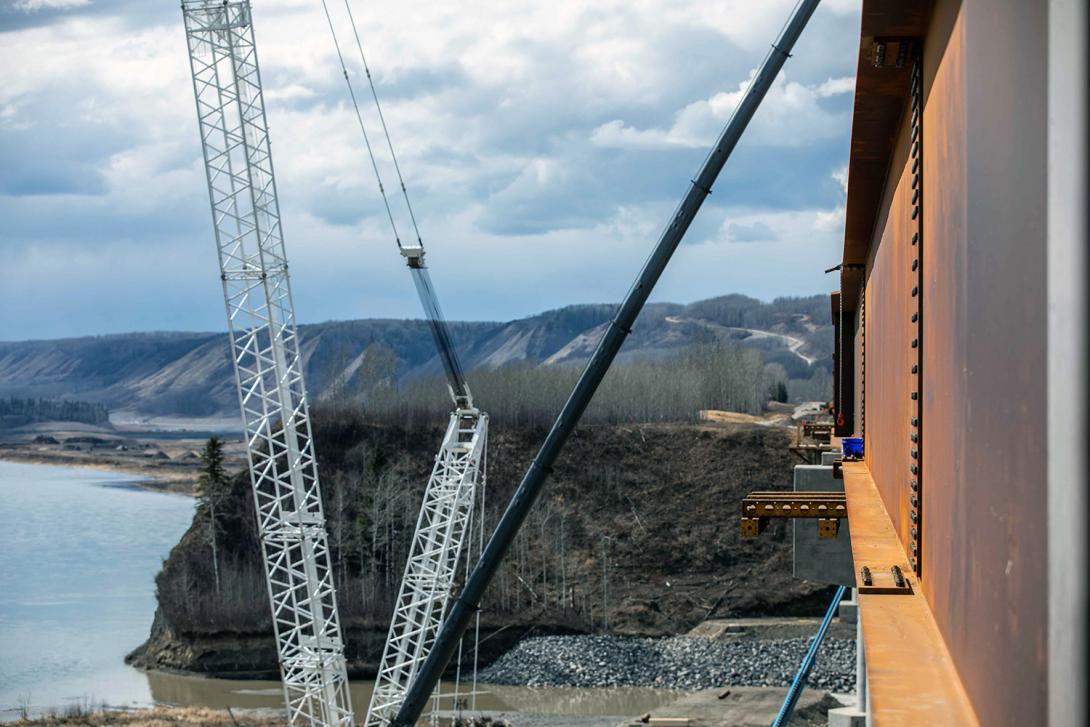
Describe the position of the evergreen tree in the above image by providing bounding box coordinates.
[197,437,229,593]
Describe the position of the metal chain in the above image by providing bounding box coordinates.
[859,276,865,438]
[837,288,844,421]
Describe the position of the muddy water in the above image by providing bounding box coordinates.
[146,671,681,719]
[0,461,681,722]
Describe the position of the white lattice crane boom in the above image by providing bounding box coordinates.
[365,407,487,725]
[181,2,354,725]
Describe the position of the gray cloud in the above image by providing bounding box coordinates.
[0,0,859,340]
[726,220,778,243]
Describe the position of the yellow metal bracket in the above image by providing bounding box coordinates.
[740,491,847,539]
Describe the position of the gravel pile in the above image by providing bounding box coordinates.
[477,634,856,693]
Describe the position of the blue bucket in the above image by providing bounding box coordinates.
[842,437,864,459]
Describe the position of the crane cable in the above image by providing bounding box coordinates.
[316,0,421,250]
[315,4,483,715]
[318,0,474,407]
[341,0,425,248]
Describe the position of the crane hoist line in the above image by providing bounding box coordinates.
[317,0,472,411]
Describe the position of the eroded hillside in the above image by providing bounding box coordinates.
[0,294,832,424]
[128,413,834,678]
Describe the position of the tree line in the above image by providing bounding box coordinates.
[322,340,831,429]
[0,396,109,427]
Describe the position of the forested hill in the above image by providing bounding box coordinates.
[0,294,832,423]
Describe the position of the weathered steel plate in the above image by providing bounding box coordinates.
[843,462,979,727]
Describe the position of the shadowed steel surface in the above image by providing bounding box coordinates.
[390,2,822,723]
[1047,1,1089,723]
[181,2,353,724]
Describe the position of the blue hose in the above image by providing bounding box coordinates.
[771,585,847,727]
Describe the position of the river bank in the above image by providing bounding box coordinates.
[0,425,247,495]
[131,417,838,683]
[6,707,281,726]
[0,448,192,494]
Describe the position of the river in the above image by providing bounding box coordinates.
[0,461,681,722]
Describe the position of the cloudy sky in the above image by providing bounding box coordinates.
[0,0,860,341]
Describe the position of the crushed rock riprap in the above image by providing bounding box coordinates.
[476,634,856,693]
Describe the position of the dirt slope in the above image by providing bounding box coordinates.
[128,415,834,678]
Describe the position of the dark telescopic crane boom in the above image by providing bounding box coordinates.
[391,1,822,723]
[400,246,473,409]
